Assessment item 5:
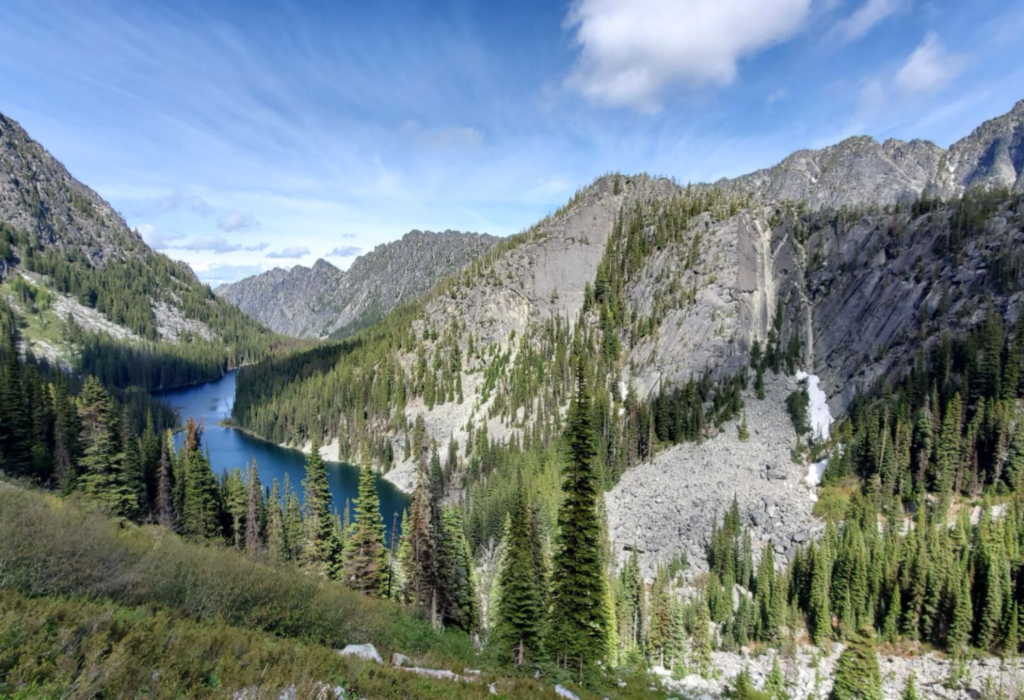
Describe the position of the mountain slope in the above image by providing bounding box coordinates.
[232,100,1024,505]
[216,229,498,338]
[0,110,280,386]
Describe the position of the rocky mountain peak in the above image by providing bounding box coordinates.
[0,111,146,267]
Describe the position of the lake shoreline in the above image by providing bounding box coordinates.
[150,370,410,532]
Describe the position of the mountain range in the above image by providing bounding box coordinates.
[215,230,497,338]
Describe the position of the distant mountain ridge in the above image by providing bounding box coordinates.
[216,229,498,338]
[719,98,1024,209]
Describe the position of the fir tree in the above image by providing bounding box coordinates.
[809,541,832,646]
[244,459,263,553]
[619,548,645,652]
[549,353,612,674]
[301,435,335,573]
[948,571,973,658]
[404,476,439,627]
[881,583,901,644]
[935,393,962,498]
[49,375,77,491]
[691,596,714,679]
[495,470,547,665]
[900,672,918,700]
[829,629,882,700]
[283,475,305,561]
[343,462,387,596]
[765,657,787,700]
[156,441,176,529]
[179,420,222,539]
[648,569,673,667]
[436,506,479,633]
[0,330,31,475]
[76,377,133,517]
[265,478,287,562]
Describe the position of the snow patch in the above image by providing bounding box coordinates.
[795,371,833,440]
[805,459,827,488]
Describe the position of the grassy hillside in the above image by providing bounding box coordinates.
[0,484,661,699]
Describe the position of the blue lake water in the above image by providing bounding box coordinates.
[154,370,409,540]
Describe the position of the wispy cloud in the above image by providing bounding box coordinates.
[831,0,903,43]
[402,121,483,150]
[217,210,260,232]
[564,0,812,111]
[0,0,1016,278]
[136,222,177,250]
[894,33,966,95]
[180,234,268,253]
[326,245,362,257]
[266,246,310,259]
[157,192,213,215]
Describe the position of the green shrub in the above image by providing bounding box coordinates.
[785,386,810,436]
[0,487,474,663]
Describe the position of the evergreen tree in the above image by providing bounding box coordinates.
[755,545,778,642]
[265,479,287,562]
[549,353,612,674]
[619,548,645,653]
[900,672,918,700]
[139,413,161,510]
[881,583,901,644]
[765,657,787,700]
[178,420,222,539]
[495,470,546,665]
[404,476,439,627]
[283,475,305,562]
[0,330,31,475]
[691,596,714,679]
[155,441,176,529]
[829,629,882,700]
[648,570,673,667]
[935,393,962,498]
[809,541,832,646]
[948,572,973,658]
[49,375,77,491]
[436,506,479,632]
[76,377,133,517]
[244,460,263,553]
[301,436,334,573]
[119,409,144,519]
[343,462,388,596]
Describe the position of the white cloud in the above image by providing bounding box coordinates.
[564,0,812,111]
[156,192,212,215]
[894,33,966,95]
[217,210,260,232]
[266,246,310,259]
[135,222,176,250]
[178,234,268,253]
[326,245,362,258]
[831,0,902,43]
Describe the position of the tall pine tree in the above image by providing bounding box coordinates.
[549,352,612,675]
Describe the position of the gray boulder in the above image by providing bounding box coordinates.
[337,643,383,664]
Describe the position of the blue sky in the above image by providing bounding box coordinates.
[1,0,1022,286]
